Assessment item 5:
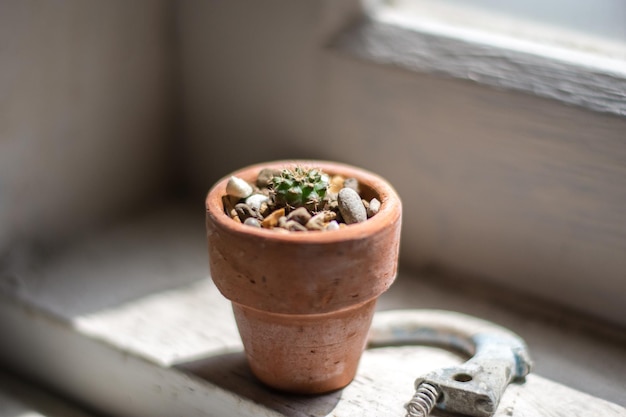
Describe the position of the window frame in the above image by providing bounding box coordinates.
[336,0,626,116]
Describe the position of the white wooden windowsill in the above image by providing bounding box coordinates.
[332,2,626,117]
[0,369,97,417]
[0,203,625,416]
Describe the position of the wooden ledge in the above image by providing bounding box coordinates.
[0,203,624,416]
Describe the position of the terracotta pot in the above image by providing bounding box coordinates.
[205,160,402,394]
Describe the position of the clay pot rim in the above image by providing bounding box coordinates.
[206,160,401,244]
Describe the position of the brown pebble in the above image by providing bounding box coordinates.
[235,203,259,222]
[278,216,288,229]
[285,220,308,232]
[306,218,324,231]
[259,202,271,217]
[222,195,239,217]
[322,197,339,212]
[262,208,285,228]
[257,168,281,188]
[287,207,312,225]
[329,175,345,194]
[343,178,360,193]
[306,211,337,230]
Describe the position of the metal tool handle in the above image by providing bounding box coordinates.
[368,310,532,417]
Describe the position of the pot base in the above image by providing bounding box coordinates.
[232,298,377,394]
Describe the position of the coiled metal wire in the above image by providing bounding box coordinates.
[405,382,440,417]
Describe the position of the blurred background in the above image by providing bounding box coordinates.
[1,0,626,327]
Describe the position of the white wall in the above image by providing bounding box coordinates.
[324,56,626,324]
[0,1,175,255]
[1,0,624,325]
[178,1,626,325]
[177,0,362,189]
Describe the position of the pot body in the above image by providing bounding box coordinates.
[232,299,377,393]
[205,160,402,394]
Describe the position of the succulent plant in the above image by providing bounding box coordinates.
[269,166,329,212]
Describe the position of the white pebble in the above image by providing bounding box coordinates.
[245,194,269,211]
[367,198,381,218]
[325,220,340,231]
[226,176,253,198]
[244,217,261,228]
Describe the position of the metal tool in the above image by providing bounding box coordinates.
[368,310,532,417]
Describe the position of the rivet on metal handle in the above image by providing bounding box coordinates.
[368,310,533,417]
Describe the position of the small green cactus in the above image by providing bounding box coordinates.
[269,166,329,211]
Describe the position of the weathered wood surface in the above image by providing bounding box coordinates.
[332,6,626,117]
[0,371,96,417]
[3,280,624,417]
[0,205,624,416]
[72,279,626,417]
